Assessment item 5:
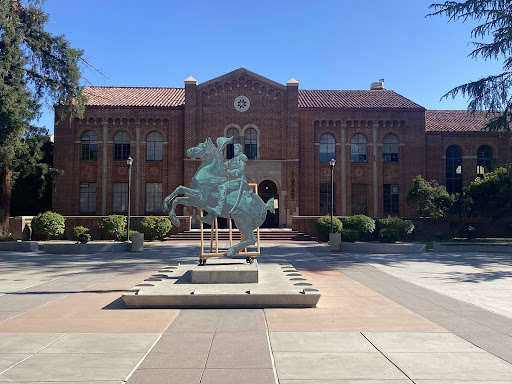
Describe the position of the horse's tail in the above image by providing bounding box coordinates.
[265,198,275,214]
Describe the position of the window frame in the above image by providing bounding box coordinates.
[351,134,367,163]
[244,127,258,160]
[226,127,240,159]
[446,145,462,194]
[79,182,96,213]
[146,132,163,161]
[383,133,399,163]
[80,131,98,161]
[113,131,130,161]
[319,183,336,215]
[145,183,163,213]
[319,133,336,163]
[112,182,128,213]
[477,145,493,177]
[383,184,399,214]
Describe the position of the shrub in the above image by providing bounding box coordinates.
[121,230,139,242]
[315,215,342,240]
[378,227,401,243]
[376,217,414,243]
[73,226,91,242]
[32,211,65,240]
[138,216,172,240]
[340,228,359,242]
[343,215,375,235]
[102,215,127,241]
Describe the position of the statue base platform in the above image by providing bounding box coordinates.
[191,259,258,283]
[122,260,320,308]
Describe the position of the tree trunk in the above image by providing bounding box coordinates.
[0,166,12,239]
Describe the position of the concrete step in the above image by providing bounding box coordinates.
[166,229,316,242]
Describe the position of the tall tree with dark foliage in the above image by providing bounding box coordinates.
[0,0,85,238]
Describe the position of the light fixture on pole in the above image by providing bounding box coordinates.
[126,156,133,241]
[329,158,336,233]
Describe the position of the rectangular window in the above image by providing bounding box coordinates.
[113,183,128,213]
[79,183,96,213]
[351,184,367,215]
[319,183,336,215]
[383,184,399,214]
[114,143,130,161]
[146,183,162,213]
[244,144,257,160]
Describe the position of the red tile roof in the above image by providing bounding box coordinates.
[426,110,496,132]
[83,87,185,107]
[298,90,424,109]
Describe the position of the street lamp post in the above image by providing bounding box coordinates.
[329,158,336,233]
[126,156,133,241]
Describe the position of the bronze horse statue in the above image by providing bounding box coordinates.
[163,137,274,257]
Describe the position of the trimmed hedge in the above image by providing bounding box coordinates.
[121,230,139,242]
[102,215,127,241]
[376,217,414,243]
[340,228,359,242]
[138,216,172,240]
[73,226,91,242]
[315,215,342,240]
[32,211,65,240]
[343,215,375,235]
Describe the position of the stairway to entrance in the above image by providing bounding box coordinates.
[165,228,316,241]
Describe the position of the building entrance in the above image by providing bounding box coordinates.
[258,180,279,228]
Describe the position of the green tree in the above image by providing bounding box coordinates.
[406,175,453,218]
[428,1,512,136]
[10,130,61,215]
[465,166,512,221]
[0,0,86,238]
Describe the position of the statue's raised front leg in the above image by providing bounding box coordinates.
[163,186,200,213]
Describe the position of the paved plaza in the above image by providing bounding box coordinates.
[0,241,511,383]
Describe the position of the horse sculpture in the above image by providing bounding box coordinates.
[163,137,275,258]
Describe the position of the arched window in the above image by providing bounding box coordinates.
[113,131,130,160]
[146,132,163,161]
[351,134,367,163]
[446,145,462,194]
[244,128,258,159]
[81,131,97,160]
[477,145,493,177]
[383,133,399,162]
[226,127,240,159]
[319,134,335,162]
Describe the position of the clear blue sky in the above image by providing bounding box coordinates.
[39,0,502,134]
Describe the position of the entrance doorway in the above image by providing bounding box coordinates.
[258,180,279,228]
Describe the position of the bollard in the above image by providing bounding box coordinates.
[329,232,341,252]
[131,233,144,252]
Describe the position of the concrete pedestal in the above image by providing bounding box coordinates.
[191,259,258,283]
[131,233,144,253]
[329,232,341,252]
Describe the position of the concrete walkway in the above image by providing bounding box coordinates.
[0,242,511,383]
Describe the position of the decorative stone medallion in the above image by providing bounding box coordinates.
[234,96,250,112]
[355,168,364,177]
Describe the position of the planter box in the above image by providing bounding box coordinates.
[434,243,512,254]
[44,242,131,254]
[340,242,425,254]
[0,241,38,252]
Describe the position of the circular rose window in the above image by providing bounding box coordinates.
[234,96,250,112]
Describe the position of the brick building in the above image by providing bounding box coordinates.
[52,68,512,229]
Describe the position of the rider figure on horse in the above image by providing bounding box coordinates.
[209,143,248,216]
